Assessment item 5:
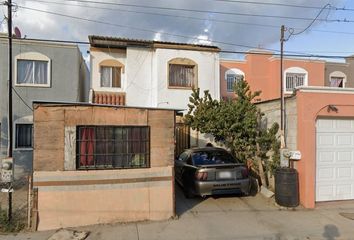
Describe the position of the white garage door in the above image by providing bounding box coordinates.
[316,119,354,202]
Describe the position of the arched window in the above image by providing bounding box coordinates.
[284,67,308,93]
[329,71,346,88]
[168,58,198,89]
[15,52,51,87]
[99,59,125,88]
[225,68,245,92]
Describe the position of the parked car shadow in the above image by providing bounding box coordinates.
[175,176,259,216]
[175,182,204,216]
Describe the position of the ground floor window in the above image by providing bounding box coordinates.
[77,126,150,169]
[16,124,33,149]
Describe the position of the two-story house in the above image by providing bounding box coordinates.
[88,35,220,149]
[220,49,325,101]
[0,34,89,180]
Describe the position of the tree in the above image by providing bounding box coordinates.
[185,80,280,186]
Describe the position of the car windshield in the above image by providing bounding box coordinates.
[191,150,238,165]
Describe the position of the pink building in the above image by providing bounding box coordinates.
[220,50,325,102]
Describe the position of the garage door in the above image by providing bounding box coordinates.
[316,119,354,202]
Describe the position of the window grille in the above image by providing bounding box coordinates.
[169,64,195,88]
[285,73,306,92]
[226,74,243,92]
[77,126,150,169]
[16,124,33,148]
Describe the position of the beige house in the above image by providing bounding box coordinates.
[32,102,177,230]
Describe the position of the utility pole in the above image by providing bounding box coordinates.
[5,0,13,222]
[280,25,286,149]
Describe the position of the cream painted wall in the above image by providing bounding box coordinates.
[90,50,126,93]
[90,47,220,109]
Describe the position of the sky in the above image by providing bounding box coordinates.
[1,0,354,63]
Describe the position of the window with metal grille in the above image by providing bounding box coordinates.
[100,66,121,88]
[285,73,306,92]
[77,126,150,169]
[169,64,195,88]
[226,74,243,92]
[16,124,33,148]
[330,76,344,88]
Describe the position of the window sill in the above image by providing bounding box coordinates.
[168,86,194,90]
[15,83,51,88]
[14,147,33,151]
[76,165,150,170]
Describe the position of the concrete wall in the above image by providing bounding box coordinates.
[0,37,88,180]
[256,97,298,151]
[33,104,175,230]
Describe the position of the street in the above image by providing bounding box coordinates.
[2,185,354,240]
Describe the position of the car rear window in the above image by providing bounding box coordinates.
[191,150,238,165]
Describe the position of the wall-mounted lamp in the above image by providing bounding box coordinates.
[327,105,338,113]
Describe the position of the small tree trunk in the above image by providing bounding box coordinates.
[256,143,268,188]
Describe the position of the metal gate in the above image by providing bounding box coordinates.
[175,123,190,157]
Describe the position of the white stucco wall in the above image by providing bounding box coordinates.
[90,47,220,110]
[155,49,220,110]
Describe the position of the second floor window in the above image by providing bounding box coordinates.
[169,64,195,88]
[100,66,121,88]
[330,76,344,88]
[17,60,48,86]
[285,73,306,92]
[226,74,243,92]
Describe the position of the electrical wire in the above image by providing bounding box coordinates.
[1,35,353,59]
[213,0,338,10]
[20,0,354,37]
[16,5,286,52]
[12,87,33,111]
[27,0,351,22]
[288,4,332,37]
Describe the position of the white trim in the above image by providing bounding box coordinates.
[14,52,51,88]
[297,86,354,94]
[224,68,245,80]
[329,71,347,88]
[284,67,308,94]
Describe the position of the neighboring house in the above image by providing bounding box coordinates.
[32,102,176,230]
[0,34,89,180]
[88,35,220,149]
[220,50,325,101]
[325,56,354,88]
[257,87,354,209]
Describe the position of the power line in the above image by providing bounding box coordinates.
[32,0,351,22]
[22,0,283,29]
[17,5,285,52]
[21,0,354,37]
[12,87,33,111]
[213,0,333,10]
[1,35,353,59]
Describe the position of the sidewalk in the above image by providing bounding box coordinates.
[3,187,354,240]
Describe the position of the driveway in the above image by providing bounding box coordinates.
[3,185,354,240]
